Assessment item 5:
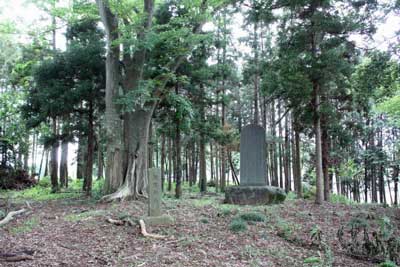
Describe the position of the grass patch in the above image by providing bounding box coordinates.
[191,197,215,207]
[4,178,105,202]
[239,212,266,222]
[10,216,39,234]
[10,186,80,201]
[330,194,355,205]
[64,210,107,222]
[379,260,398,267]
[229,218,248,233]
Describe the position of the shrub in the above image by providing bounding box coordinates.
[239,212,266,222]
[230,218,248,233]
[379,260,398,267]
[37,177,51,188]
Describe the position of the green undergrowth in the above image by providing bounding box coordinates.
[64,210,108,222]
[3,177,104,202]
[230,217,248,232]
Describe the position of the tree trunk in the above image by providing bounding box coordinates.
[97,144,104,180]
[97,0,124,195]
[175,112,182,199]
[199,98,207,192]
[50,118,59,193]
[60,139,69,188]
[31,132,36,176]
[284,114,291,192]
[168,137,172,192]
[84,101,95,195]
[38,148,45,180]
[160,133,166,192]
[313,82,324,204]
[321,119,330,201]
[76,138,85,179]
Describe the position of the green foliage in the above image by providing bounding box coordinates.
[229,218,248,233]
[303,256,320,264]
[239,212,266,223]
[379,260,398,267]
[37,176,51,188]
[330,194,355,205]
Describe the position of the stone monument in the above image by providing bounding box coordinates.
[225,124,286,205]
[143,168,174,226]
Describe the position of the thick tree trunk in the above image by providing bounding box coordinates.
[60,139,69,188]
[84,102,95,195]
[97,0,124,195]
[102,109,153,201]
[313,82,324,204]
[321,120,330,201]
[50,118,59,193]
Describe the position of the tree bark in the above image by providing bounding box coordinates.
[160,133,166,192]
[84,101,95,195]
[199,93,207,192]
[50,118,59,193]
[97,0,124,195]
[321,118,330,201]
[313,82,324,204]
[60,139,68,188]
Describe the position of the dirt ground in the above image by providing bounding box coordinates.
[1,191,399,267]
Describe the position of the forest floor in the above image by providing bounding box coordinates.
[1,184,399,267]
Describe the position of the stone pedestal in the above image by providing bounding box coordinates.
[224,186,286,205]
[144,168,174,226]
[225,124,286,205]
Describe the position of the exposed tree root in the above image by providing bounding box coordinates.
[0,209,26,227]
[139,219,166,239]
[105,216,165,239]
[100,183,133,202]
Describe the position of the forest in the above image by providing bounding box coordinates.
[0,0,400,266]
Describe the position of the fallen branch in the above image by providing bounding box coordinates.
[139,219,166,239]
[0,209,26,227]
[0,250,35,262]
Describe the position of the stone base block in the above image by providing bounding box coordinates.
[142,214,175,226]
[224,186,286,205]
